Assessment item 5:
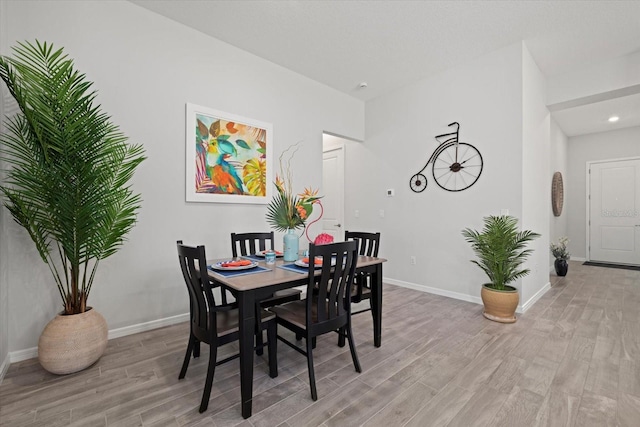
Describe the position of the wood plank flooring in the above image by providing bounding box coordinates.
[2,261,640,426]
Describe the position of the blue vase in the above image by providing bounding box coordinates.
[283,229,299,262]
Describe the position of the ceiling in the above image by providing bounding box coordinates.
[131,0,640,137]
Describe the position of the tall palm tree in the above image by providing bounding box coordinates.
[0,40,146,314]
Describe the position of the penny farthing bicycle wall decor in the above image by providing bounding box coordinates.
[409,122,484,193]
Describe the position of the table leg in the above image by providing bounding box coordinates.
[370,264,383,347]
[238,291,255,418]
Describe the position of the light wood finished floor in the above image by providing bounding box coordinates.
[2,261,640,426]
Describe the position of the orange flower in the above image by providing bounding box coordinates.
[298,187,319,202]
[274,175,285,193]
[296,204,308,220]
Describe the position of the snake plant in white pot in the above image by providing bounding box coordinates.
[0,41,146,374]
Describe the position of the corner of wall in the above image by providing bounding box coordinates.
[0,0,10,382]
[520,41,551,305]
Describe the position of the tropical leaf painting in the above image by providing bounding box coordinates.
[187,104,272,203]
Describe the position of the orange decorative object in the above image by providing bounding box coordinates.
[221,260,252,267]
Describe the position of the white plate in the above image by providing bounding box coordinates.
[255,250,284,257]
[294,257,336,268]
[210,260,258,271]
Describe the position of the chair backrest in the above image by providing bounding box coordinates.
[345,231,380,257]
[231,232,275,257]
[177,241,217,343]
[306,241,358,334]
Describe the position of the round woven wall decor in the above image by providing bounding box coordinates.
[552,172,564,217]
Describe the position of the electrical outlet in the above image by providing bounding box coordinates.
[501,208,509,215]
[410,256,416,265]
[379,209,385,218]
[355,210,359,218]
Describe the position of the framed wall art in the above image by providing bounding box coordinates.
[186,103,273,204]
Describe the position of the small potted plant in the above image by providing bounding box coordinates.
[550,237,570,276]
[462,215,540,323]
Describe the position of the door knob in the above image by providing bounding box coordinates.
[336,223,342,228]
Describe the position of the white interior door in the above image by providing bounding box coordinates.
[321,146,344,242]
[589,158,640,265]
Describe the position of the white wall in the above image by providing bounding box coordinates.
[549,119,569,265]
[547,51,640,106]
[3,0,364,355]
[346,42,543,306]
[566,126,640,259]
[520,44,551,305]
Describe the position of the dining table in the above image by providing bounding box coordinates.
[205,254,387,419]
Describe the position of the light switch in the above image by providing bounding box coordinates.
[379,209,385,218]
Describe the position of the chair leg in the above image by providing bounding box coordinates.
[296,333,303,341]
[256,329,265,356]
[255,304,264,356]
[199,343,217,413]
[267,320,278,378]
[178,335,195,379]
[312,337,317,349]
[346,320,361,373]
[193,339,201,358]
[306,336,318,401]
[337,326,346,348]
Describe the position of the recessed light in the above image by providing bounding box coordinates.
[608,116,619,122]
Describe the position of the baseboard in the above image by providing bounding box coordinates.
[571,257,586,262]
[384,277,550,315]
[7,312,190,366]
[107,312,189,340]
[520,281,551,313]
[384,277,483,306]
[8,346,37,364]
[0,352,9,384]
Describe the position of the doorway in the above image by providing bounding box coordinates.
[321,134,346,242]
[587,157,640,265]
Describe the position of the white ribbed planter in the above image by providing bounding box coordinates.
[38,307,108,375]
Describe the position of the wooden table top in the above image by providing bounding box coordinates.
[206,256,387,291]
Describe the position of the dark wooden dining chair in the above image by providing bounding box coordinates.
[339,231,381,346]
[270,241,361,400]
[231,232,302,354]
[176,241,278,413]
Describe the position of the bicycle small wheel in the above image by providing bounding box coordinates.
[409,173,428,193]
[432,142,483,192]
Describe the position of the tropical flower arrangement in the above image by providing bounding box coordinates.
[266,144,322,232]
[550,236,570,260]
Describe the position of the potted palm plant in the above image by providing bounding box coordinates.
[461,215,540,323]
[0,41,145,374]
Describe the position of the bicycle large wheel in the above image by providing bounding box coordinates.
[431,142,483,192]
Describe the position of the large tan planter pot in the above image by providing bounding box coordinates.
[38,307,108,375]
[481,284,519,323]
